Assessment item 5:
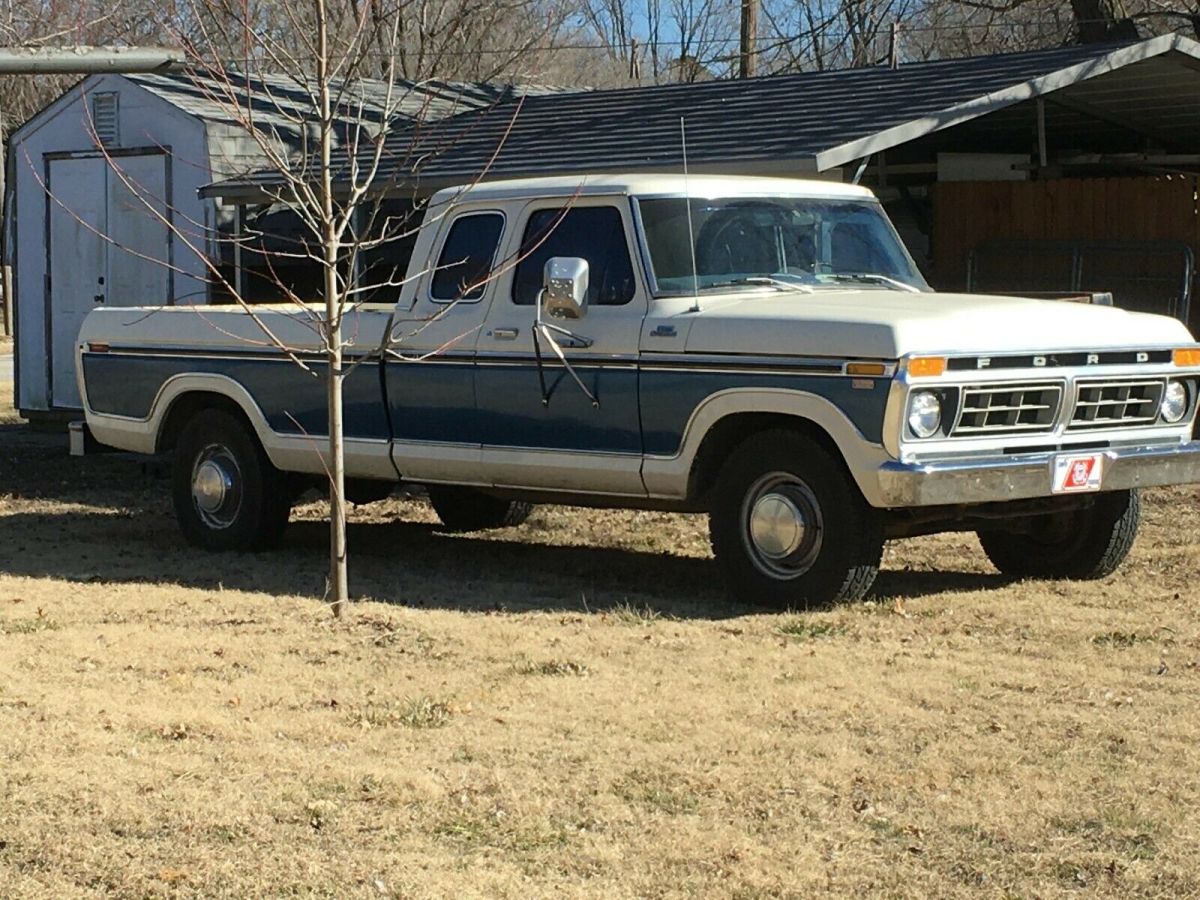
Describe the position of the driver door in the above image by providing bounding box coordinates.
[474,198,648,495]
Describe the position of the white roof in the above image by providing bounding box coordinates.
[430,173,876,205]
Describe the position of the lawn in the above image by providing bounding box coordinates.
[1,399,1199,897]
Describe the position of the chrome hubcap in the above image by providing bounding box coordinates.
[742,473,823,579]
[193,460,230,512]
[750,493,806,559]
[191,445,242,529]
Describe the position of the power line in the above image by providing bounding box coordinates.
[194,18,1188,61]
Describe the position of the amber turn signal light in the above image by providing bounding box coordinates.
[1173,348,1200,367]
[907,356,947,377]
[846,362,887,377]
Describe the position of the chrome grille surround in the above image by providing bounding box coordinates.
[1069,378,1165,430]
[952,382,1063,436]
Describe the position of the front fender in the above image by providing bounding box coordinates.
[640,387,893,506]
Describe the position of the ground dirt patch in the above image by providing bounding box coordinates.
[2,407,1200,897]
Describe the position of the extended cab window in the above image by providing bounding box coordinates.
[431,212,504,302]
[512,206,636,306]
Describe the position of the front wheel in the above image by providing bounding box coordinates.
[977,489,1140,580]
[172,409,291,551]
[427,486,533,531]
[709,430,883,608]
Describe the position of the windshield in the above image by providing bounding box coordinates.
[636,196,929,294]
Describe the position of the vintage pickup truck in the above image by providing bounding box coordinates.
[75,174,1200,607]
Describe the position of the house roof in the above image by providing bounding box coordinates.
[203,33,1200,201]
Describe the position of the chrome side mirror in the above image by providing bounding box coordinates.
[541,257,589,320]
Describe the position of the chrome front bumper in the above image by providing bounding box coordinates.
[876,441,1200,507]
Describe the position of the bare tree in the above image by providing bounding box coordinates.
[18,0,541,617]
[170,0,566,616]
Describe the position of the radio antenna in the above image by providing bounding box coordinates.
[680,116,701,313]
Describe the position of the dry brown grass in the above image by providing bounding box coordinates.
[2,400,1200,898]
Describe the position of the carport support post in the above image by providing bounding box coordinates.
[234,204,245,298]
[1036,100,1048,171]
[1,109,9,337]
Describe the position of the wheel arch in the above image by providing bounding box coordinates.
[157,391,258,453]
[641,387,891,507]
[149,375,279,463]
[687,412,846,506]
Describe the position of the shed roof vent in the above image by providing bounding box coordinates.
[91,92,119,147]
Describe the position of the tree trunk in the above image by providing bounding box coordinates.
[1069,0,1138,43]
[315,0,350,618]
[739,0,757,78]
[325,313,349,618]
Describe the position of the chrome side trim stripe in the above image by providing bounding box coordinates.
[89,346,892,377]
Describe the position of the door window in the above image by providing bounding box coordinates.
[512,206,636,306]
[431,212,505,302]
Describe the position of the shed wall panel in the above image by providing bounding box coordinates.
[10,74,211,412]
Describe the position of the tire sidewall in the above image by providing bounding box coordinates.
[172,409,283,551]
[427,486,533,531]
[710,432,881,607]
[978,489,1140,580]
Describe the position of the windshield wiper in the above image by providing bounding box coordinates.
[825,273,923,293]
[709,276,814,294]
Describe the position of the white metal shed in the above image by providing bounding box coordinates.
[4,71,560,416]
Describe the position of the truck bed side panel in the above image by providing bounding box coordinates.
[81,351,388,441]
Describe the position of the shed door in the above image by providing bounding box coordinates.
[48,153,169,408]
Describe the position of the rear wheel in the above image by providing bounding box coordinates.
[172,409,291,551]
[427,486,533,531]
[977,489,1140,580]
[709,430,883,608]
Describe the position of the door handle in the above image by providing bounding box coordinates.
[93,294,106,304]
[492,327,519,340]
[552,333,592,349]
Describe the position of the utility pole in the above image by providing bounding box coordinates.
[0,46,185,336]
[739,0,757,78]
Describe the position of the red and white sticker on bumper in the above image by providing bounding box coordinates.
[1052,453,1105,494]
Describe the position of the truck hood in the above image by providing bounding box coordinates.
[680,290,1195,358]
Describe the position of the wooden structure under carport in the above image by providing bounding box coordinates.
[932,176,1200,326]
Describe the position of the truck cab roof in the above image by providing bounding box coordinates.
[429,174,878,205]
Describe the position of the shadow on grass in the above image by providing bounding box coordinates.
[0,507,1010,619]
[0,425,1010,617]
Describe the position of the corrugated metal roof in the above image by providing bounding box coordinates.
[203,33,1200,200]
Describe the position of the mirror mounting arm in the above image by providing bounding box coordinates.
[533,289,600,409]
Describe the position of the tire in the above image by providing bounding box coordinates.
[977,488,1140,580]
[171,408,291,551]
[709,430,883,608]
[345,479,396,506]
[427,486,533,531]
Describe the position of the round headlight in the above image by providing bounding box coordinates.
[908,391,942,438]
[1161,380,1188,424]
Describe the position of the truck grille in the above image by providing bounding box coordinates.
[953,383,1063,436]
[1069,379,1164,430]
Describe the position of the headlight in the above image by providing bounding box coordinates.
[1161,380,1188,424]
[907,391,942,438]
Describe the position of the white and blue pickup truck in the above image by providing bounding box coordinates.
[75,174,1200,607]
